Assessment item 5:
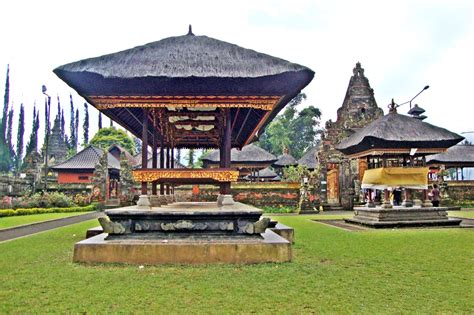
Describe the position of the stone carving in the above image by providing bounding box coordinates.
[238,217,271,234]
[99,216,126,234]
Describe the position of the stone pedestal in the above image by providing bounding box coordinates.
[136,195,151,208]
[217,194,235,206]
[149,195,161,207]
[346,206,462,228]
[158,195,168,205]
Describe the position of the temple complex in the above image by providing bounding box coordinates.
[54,27,313,264]
[317,62,384,209]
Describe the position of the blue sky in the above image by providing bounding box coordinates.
[0,0,472,151]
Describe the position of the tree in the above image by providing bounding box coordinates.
[6,107,15,165]
[60,109,65,139]
[98,112,103,129]
[1,64,9,140]
[257,93,322,159]
[22,106,40,171]
[16,104,25,171]
[83,103,89,145]
[69,94,76,152]
[90,127,135,154]
[75,108,79,148]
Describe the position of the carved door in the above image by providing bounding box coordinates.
[327,168,339,204]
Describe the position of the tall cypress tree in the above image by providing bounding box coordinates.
[6,107,15,164]
[61,109,65,139]
[69,94,76,152]
[110,118,113,127]
[98,112,103,129]
[16,104,24,171]
[83,103,89,145]
[43,95,50,148]
[1,64,9,141]
[75,108,79,148]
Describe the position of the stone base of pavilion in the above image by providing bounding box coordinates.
[73,202,292,264]
[345,206,462,228]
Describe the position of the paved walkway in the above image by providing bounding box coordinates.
[0,211,104,243]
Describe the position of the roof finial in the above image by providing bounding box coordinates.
[187,24,194,36]
[388,98,397,113]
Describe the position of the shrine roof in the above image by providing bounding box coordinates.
[273,153,298,167]
[426,145,474,165]
[298,147,318,169]
[246,167,280,180]
[335,112,464,156]
[202,144,277,165]
[51,146,120,170]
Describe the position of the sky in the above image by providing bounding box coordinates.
[0,0,473,151]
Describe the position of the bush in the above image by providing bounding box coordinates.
[261,206,295,214]
[0,204,96,217]
[73,194,91,207]
[13,192,74,209]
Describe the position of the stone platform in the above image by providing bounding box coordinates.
[345,206,462,228]
[74,202,293,264]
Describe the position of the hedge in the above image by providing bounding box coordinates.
[0,204,97,218]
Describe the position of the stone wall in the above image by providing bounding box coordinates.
[0,176,33,197]
[175,182,300,208]
[441,181,474,206]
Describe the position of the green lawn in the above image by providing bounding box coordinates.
[448,210,474,219]
[0,217,472,313]
[0,212,90,230]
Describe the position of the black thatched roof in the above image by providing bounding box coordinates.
[51,146,120,171]
[202,144,277,165]
[134,153,186,169]
[298,147,318,169]
[273,153,298,167]
[54,31,313,96]
[426,145,474,166]
[247,167,279,179]
[53,29,314,150]
[336,112,464,155]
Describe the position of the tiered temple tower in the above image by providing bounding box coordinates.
[317,62,383,209]
[47,114,67,164]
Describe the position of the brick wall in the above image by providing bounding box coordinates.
[57,171,94,184]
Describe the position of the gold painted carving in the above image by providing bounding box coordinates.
[132,169,239,183]
[90,95,280,111]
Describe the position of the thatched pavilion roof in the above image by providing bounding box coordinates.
[202,144,277,165]
[426,145,474,167]
[335,112,464,156]
[273,153,298,167]
[245,167,280,180]
[298,147,318,169]
[54,28,314,149]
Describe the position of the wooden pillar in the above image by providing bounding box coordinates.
[402,188,413,207]
[170,147,175,194]
[166,147,170,195]
[160,136,165,195]
[151,131,158,195]
[220,109,232,195]
[141,109,149,195]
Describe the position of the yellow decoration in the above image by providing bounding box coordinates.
[90,95,280,111]
[132,169,239,183]
[361,167,429,189]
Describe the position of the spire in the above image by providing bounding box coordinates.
[187,24,194,36]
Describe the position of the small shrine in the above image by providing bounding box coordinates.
[335,100,464,227]
[54,27,313,264]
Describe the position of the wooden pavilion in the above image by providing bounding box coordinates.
[55,26,314,206]
[335,101,464,227]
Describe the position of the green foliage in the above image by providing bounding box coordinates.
[15,104,24,171]
[83,103,89,145]
[0,204,96,217]
[187,148,195,168]
[13,192,74,208]
[0,138,11,173]
[258,93,322,159]
[1,64,9,140]
[261,205,294,213]
[69,94,76,153]
[90,127,135,154]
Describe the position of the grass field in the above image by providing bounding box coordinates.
[0,216,472,314]
[0,212,90,230]
[448,210,474,219]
